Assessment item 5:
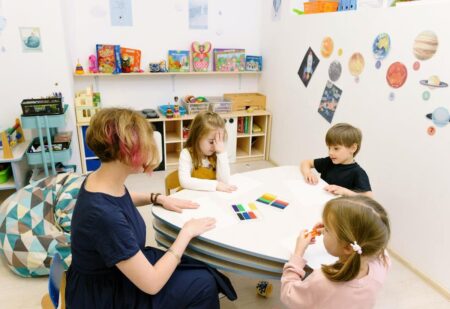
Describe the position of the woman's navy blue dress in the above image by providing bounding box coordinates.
[66,180,236,308]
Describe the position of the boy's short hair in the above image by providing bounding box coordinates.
[325,123,362,156]
[87,108,159,170]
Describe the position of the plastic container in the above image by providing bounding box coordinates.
[0,165,11,184]
[26,138,72,165]
[208,96,232,113]
[304,1,339,14]
[158,105,187,116]
[182,100,209,115]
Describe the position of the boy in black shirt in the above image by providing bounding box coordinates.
[300,123,372,197]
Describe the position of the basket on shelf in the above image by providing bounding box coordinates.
[208,97,232,114]
[182,98,209,115]
[304,1,339,14]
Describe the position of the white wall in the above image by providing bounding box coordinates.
[2,0,262,172]
[0,0,80,169]
[260,3,450,291]
[71,0,262,110]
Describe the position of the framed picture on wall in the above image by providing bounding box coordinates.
[19,27,42,52]
[298,47,319,87]
[318,81,342,123]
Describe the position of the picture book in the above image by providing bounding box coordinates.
[168,50,190,72]
[96,44,121,74]
[191,41,212,72]
[120,47,141,73]
[245,55,262,71]
[213,48,245,72]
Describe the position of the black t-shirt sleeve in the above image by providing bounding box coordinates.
[93,207,140,268]
[313,157,331,174]
[353,168,372,192]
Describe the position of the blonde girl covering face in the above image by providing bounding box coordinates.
[179,111,237,192]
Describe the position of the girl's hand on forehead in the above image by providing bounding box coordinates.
[213,129,225,153]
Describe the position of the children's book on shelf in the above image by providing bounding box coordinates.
[168,50,190,72]
[120,47,141,73]
[213,49,246,72]
[245,55,262,71]
[191,41,212,72]
[96,44,122,74]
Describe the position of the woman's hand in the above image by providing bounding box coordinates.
[294,229,315,257]
[216,181,237,193]
[181,217,216,239]
[213,129,225,154]
[157,195,199,213]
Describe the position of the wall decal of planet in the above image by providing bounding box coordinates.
[427,126,436,136]
[328,60,342,82]
[348,52,365,77]
[426,107,450,127]
[413,30,438,61]
[338,48,343,56]
[321,37,334,58]
[386,62,407,88]
[372,33,390,60]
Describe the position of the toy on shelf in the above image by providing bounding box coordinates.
[173,96,180,118]
[88,54,99,73]
[1,119,25,159]
[74,86,102,123]
[149,60,168,73]
[166,106,174,118]
[191,41,212,72]
[245,55,262,71]
[213,49,245,72]
[75,59,84,75]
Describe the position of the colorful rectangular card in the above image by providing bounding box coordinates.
[120,47,141,73]
[96,44,122,74]
[318,81,342,123]
[245,55,262,71]
[213,49,246,72]
[231,203,261,221]
[256,193,289,210]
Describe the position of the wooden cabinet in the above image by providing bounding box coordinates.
[76,110,271,173]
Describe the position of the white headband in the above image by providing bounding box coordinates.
[350,241,362,255]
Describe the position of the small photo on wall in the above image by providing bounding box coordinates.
[298,47,319,87]
[19,27,42,52]
[318,81,342,123]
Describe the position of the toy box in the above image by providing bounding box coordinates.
[158,105,187,117]
[75,88,101,123]
[223,93,266,111]
[213,49,246,72]
[304,1,339,14]
[208,97,232,113]
[96,44,122,73]
[168,50,190,72]
[120,47,141,73]
[0,164,11,184]
[21,97,64,116]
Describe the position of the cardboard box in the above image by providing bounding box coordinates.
[223,93,266,111]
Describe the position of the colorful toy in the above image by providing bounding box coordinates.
[75,59,84,75]
[231,203,261,221]
[256,193,289,209]
[256,280,273,297]
[1,119,25,159]
[166,106,174,118]
[96,44,122,74]
[88,54,99,73]
[191,41,212,72]
[173,105,180,118]
[168,50,190,72]
[120,47,141,73]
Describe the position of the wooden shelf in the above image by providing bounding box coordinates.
[74,71,261,77]
[165,132,181,143]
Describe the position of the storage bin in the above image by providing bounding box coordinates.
[158,105,187,116]
[182,100,209,115]
[26,138,72,165]
[21,97,64,116]
[0,165,11,184]
[208,96,232,113]
[304,1,339,14]
[21,105,69,129]
[223,93,266,111]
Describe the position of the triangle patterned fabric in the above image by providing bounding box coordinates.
[0,173,85,277]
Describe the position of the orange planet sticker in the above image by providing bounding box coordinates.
[386,62,407,88]
[427,126,436,136]
[321,37,334,58]
[348,52,365,77]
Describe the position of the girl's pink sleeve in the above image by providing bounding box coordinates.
[280,255,315,309]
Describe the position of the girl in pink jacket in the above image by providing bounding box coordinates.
[281,196,391,309]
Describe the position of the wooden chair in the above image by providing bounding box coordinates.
[165,170,180,195]
[41,253,66,309]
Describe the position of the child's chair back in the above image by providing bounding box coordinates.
[41,253,66,309]
[165,170,180,195]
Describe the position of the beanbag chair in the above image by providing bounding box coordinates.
[0,173,84,277]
